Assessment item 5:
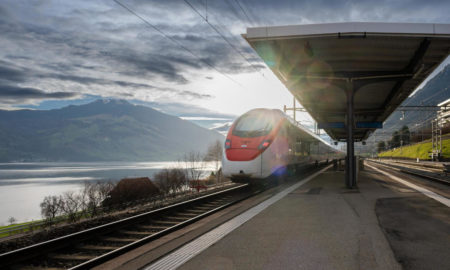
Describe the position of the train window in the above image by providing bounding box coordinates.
[295,138,302,154]
[303,141,311,155]
[232,113,274,137]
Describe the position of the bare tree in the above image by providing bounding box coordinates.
[98,181,115,202]
[169,168,186,193]
[204,140,223,184]
[154,169,172,196]
[80,182,107,217]
[60,191,82,222]
[40,195,62,222]
[183,151,206,189]
[154,168,187,197]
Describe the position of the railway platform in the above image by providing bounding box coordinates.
[93,163,450,270]
[140,163,450,270]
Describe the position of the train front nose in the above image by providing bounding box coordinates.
[222,110,276,180]
[222,152,262,179]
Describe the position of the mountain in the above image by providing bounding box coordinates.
[0,99,224,162]
[365,64,450,149]
[210,122,233,136]
[381,64,450,132]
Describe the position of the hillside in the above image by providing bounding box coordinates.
[384,64,450,132]
[365,64,450,150]
[378,138,450,160]
[0,100,224,162]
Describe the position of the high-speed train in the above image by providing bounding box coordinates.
[222,108,344,183]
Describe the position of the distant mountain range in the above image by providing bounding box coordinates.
[0,99,224,162]
[210,122,233,136]
[365,64,450,147]
[383,64,450,130]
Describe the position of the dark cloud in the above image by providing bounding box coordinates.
[0,60,157,90]
[116,53,190,84]
[0,64,27,83]
[0,0,449,110]
[43,73,155,89]
[112,80,154,88]
[0,85,77,103]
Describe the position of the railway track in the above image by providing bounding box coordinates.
[367,159,450,186]
[0,184,253,269]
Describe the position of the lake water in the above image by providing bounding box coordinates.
[0,162,216,225]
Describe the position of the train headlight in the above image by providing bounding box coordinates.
[225,139,231,149]
[258,140,271,150]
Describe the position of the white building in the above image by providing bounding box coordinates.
[438,98,450,125]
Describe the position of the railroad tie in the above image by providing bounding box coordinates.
[119,230,152,236]
[77,245,117,251]
[47,253,96,261]
[173,212,198,217]
[184,208,206,213]
[163,216,189,221]
[137,224,170,231]
[153,220,181,225]
[100,236,140,242]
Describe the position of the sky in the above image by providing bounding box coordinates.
[1,0,450,126]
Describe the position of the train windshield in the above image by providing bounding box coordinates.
[232,113,275,137]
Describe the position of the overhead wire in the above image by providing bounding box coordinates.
[239,0,261,26]
[223,0,243,22]
[113,0,244,87]
[183,0,268,80]
[234,0,256,26]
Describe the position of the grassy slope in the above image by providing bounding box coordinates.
[378,138,450,159]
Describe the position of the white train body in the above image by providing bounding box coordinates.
[222,108,344,182]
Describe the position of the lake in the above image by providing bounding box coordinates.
[0,161,217,225]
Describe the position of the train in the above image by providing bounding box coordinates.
[222,108,344,183]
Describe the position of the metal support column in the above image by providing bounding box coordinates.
[293,97,296,122]
[346,80,356,188]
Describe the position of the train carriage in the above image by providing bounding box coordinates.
[222,108,344,183]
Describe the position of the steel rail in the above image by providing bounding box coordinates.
[367,160,450,186]
[0,184,249,269]
[71,187,257,269]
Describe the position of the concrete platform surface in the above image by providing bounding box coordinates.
[176,166,450,270]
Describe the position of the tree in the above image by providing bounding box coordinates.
[60,191,82,222]
[204,140,223,183]
[80,182,109,217]
[40,195,62,222]
[183,151,206,190]
[8,216,16,225]
[169,168,186,194]
[154,169,172,196]
[98,181,115,203]
[400,125,411,146]
[377,141,386,153]
[154,168,186,196]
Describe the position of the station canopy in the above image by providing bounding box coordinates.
[244,22,450,141]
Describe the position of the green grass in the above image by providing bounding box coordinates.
[0,220,43,238]
[378,138,450,159]
[0,220,36,230]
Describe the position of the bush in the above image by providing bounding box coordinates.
[104,177,159,207]
[154,168,186,197]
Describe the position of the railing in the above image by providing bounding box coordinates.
[0,220,48,236]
